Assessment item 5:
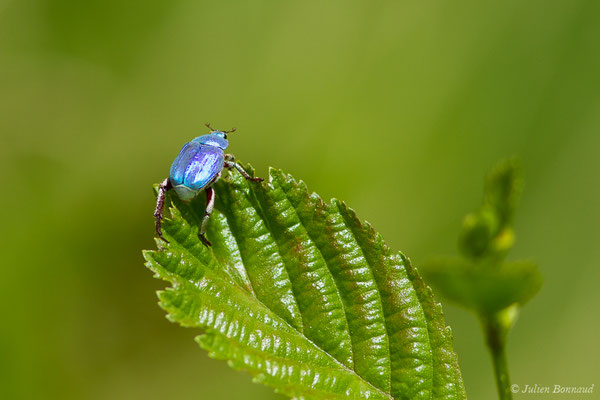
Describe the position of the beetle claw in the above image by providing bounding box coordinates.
[154,178,172,243]
[155,219,170,243]
[156,230,171,243]
[158,233,170,244]
[198,233,212,247]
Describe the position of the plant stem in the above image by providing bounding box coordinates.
[482,313,513,400]
[490,336,511,400]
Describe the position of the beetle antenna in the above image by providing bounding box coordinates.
[205,123,235,134]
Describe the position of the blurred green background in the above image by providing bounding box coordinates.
[1,0,599,399]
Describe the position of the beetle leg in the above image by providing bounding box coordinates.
[198,186,215,247]
[224,155,264,182]
[154,178,172,243]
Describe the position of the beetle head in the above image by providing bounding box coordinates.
[205,123,236,139]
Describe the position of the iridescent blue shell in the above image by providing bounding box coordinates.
[169,134,227,201]
[192,133,229,149]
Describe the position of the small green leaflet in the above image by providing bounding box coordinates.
[143,167,466,400]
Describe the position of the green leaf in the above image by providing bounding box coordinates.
[458,159,522,260]
[424,158,542,317]
[143,167,465,400]
[421,258,542,315]
[458,207,501,259]
[483,159,522,228]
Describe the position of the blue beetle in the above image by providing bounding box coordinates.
[154,123,263,246]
